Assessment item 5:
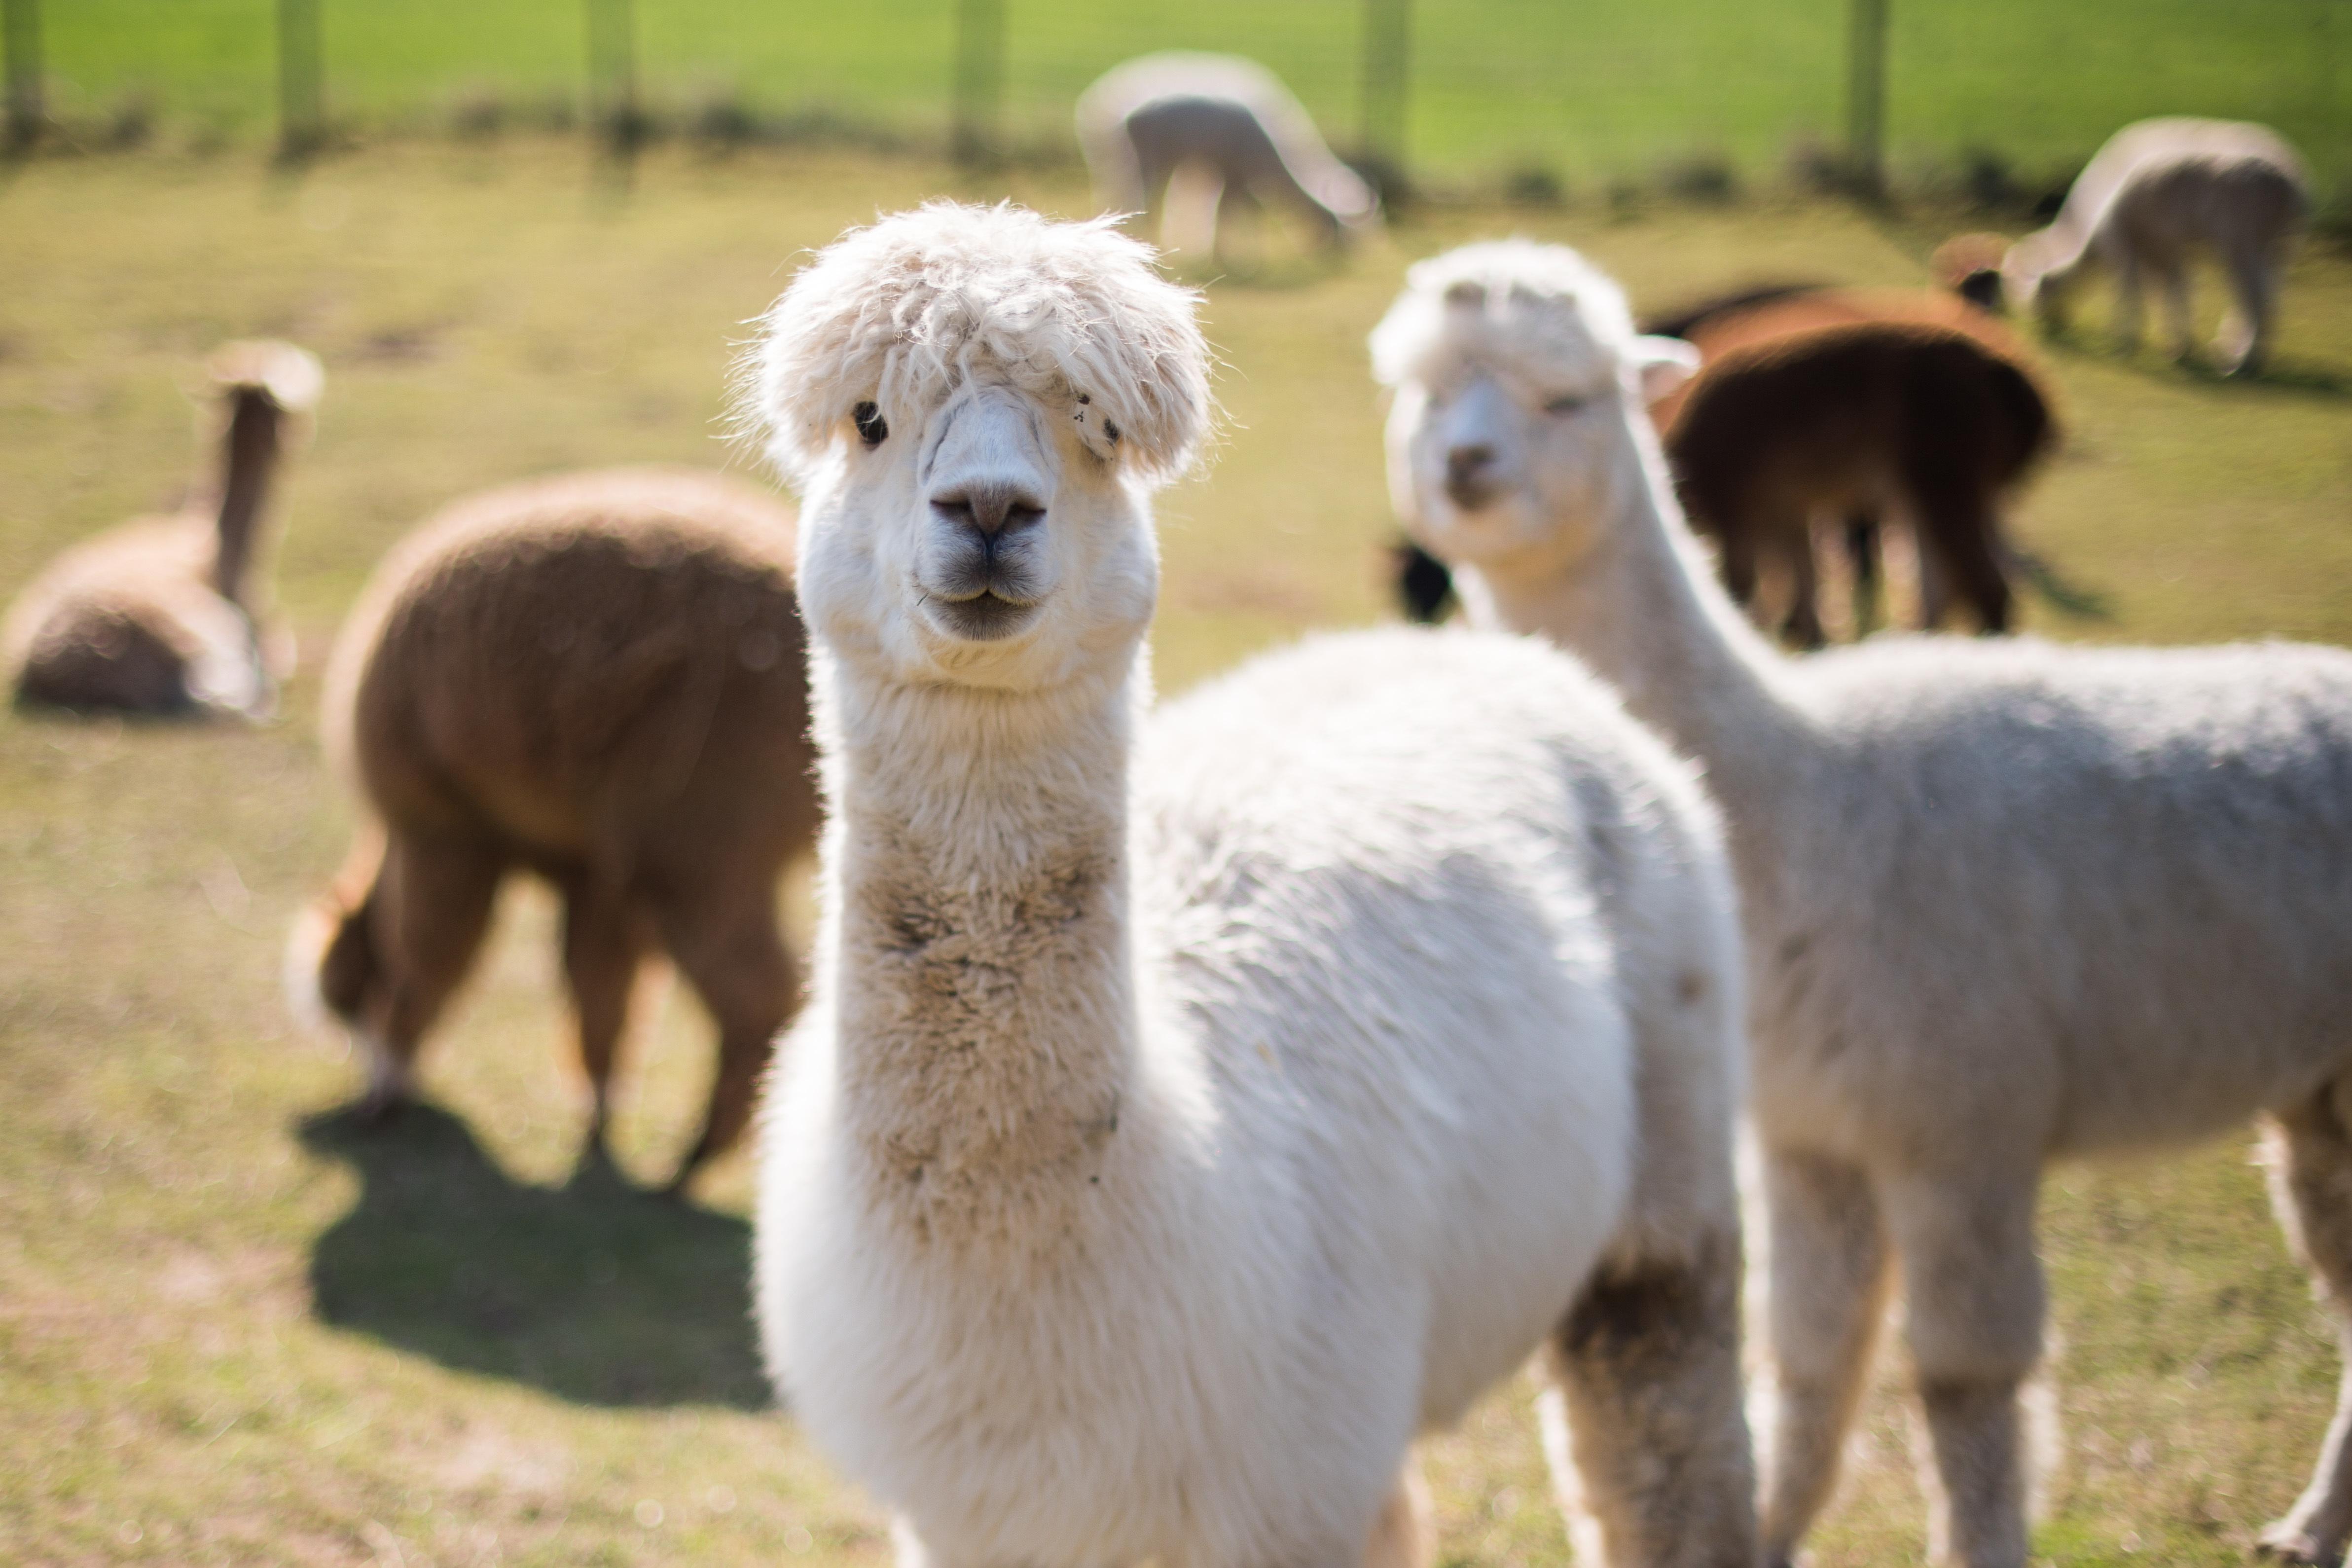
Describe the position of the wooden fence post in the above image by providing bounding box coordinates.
[1846,0,1888,197]
[584,0,641,156]
[1360,0,1411,182]
[277,0,325,159]
[951,0,1006,167]
[2,0,39,152]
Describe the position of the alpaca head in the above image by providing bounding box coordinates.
[1998,231,2073,328]
[743,202,1211,693]
[1932,233,2010,312]
[1371,241,1697,577]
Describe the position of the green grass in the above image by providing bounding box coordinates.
[28,0,2352,193]
[2,142,2351,1565]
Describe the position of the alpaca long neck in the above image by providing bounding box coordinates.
[1467,424,1812,833]
[210,391,284,608]
[823,655,1140,1249]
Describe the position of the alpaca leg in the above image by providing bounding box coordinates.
[2111,252,2144,355]
[1363,1455,1430,1568]
[1882,1167,2045,1568]
[656,878,796,1191]
[1845,513,1882,635]
[2220,246,2280,377]
[1917,531,1953,630]
[1781,528,1826,650]
[2161,260,2196,365]
[1715,527,1761,610]
[2259,1087,2352,1564]
[559,877,651,1159]
[1548,1222,1758,1567]
[1908,482,2011,635]
[1759,1148,1891,1568]
[362,832,503,1116]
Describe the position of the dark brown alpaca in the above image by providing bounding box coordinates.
[292,466,820,1194]
[1665,321,2056,647]
[4,341,322,717]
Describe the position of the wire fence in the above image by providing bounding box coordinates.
[4,0,2347,207]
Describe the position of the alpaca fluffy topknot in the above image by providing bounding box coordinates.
[1370,238,1640,391]
[744,201,1212,486]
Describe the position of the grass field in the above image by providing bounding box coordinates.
[27,0,2352,195]
[3,142,2352,1567]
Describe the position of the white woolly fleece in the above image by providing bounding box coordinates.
[741,201,1212,489]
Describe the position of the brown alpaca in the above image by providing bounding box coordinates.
[1664,320,2056,648]
[1647,287,2049,643]
[4,341,322,717]
[293,466,819,1194]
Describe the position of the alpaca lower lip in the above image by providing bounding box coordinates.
[927,593,1039,642]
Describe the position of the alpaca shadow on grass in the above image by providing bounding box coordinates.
[299,1102,769,1410]
[2042,329,2352,399]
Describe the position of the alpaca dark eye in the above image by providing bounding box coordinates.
[1101,419,1120,442]
[1544,393,1589,416]
[853,401,888,447]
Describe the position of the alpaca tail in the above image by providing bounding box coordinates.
[1391,538,1456,624]
[283,825,386,1034]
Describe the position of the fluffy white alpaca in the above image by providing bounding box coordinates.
[1374,239,2352,1568]
[745,204,1755,1568]
[2003,117,2307,375]
[1077,53,1380,259]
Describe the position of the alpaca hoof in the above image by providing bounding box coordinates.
[2257,1519,2340,1564]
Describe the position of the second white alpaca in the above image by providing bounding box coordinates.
[745,204,1756,1568]
[1374,239,2352,1568]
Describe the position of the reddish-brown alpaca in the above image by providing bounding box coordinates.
[293,467,819,1193]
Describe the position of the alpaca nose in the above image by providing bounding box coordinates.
[1447,444,1495,483]
[932,481,1047,541]
[1445,444,1499,507]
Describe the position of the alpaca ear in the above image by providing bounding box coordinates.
[1629,335,1701,401]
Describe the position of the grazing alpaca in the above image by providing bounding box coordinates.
[1077,53,1379,260]
[747,204,1756,1568]
[1375,238,2352,1568]
[1663,321,2054,646]
[2003,117,2307,375]
[291,467,818,1194]
[4,340,321,718]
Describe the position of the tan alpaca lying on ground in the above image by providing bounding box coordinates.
[4,340,321,718]
[291,466,818,1194]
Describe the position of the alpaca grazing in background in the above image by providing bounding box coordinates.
[290,467,818,1195]
[2003,117,2307,375]
[4,340,321,718]
[1375,238,2352,1568]
[1077,52,1379,260]
[746,203,1758,1568]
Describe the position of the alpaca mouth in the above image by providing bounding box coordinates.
[925,591,1040,643]
[1445,476,1505,513]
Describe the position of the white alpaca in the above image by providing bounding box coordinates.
[1374,239,2352,1568]
[745,204,1756,1568]
[2003,117,2307,375]
[1077,53,1380,259]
